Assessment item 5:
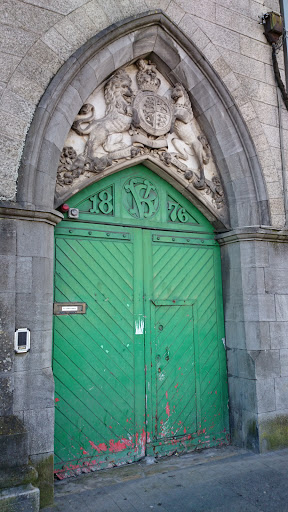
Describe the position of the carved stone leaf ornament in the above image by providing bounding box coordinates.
[56,59,225,213]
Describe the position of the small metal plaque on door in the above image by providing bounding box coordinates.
[53,302,87,315]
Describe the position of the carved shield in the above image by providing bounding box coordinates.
[133,91,172,136]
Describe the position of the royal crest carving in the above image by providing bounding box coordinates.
[133,60,172,137]
[56,59,225,213]
[134,91,172,136]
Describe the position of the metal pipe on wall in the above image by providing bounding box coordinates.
[278,1,288,226]
[280,0,288,88]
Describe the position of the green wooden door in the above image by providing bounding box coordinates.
[143,230,227,456]
[53,165,228,477]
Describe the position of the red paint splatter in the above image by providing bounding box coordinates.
[89,441,107,452]
[109,438,133,453]
[65,464,80,470]
[184,427,187,433]
[126,419,129,422]
[215,391,217,394]
[134,432,139,452]
[80,447,89,455]
[141,429,146,447]
[175,383,178,389]
[55,398,59,402]
[166,402,171,417]
[108,425,112,429]
[166,391,168,399]
[134,429,146,457]
[178,367,181,370]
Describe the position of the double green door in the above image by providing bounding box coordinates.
[53,166,228,476]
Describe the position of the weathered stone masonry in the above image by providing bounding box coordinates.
[1,1,288,510]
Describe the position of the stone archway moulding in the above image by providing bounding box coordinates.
[18,10,270,230]
[0,19,280,502]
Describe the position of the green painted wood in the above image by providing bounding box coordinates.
[53,165,228,475]
[62,164,214,234]
[142,228,228,457]
[153,303,196,440]
[53,226,146,476]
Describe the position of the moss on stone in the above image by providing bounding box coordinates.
[246,419,259,451]
[260,415,288,451]
[30,455,54,509]
[0,416,26,436]
[0,466,38,491]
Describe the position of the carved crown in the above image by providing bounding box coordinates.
[136,59,161,92]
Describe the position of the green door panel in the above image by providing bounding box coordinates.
[62,164,214,233]
[53,227,146,476]
[53,165,229,476]
[143,229,228,456]
[153,302,196,442]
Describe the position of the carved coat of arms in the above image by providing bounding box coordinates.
[57,59,224,211]
[135,92,171,135]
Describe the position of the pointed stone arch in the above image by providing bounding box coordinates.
[1,16,278,495]
[18,11,270,230]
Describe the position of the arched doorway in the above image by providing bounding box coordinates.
[53,164,229,477]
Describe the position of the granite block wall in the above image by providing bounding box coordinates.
[0,0,287,226]
[1,1,288,509]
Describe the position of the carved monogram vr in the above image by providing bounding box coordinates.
[86,181,192,224]
[57,59,224,210]
[123,178,159,219]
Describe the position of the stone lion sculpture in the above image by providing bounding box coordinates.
[72,69,134,159]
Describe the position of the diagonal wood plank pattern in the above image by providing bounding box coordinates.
[53,167,228,475]
[54,236,137,472]
[149,240,227,450]
[154,303,196,440]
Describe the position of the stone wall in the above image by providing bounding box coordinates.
[1,1,288,510]
[0,209,61,509]
[0,0,287,227]
[218,230,288,451]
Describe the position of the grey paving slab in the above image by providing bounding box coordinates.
[43,447,288,512]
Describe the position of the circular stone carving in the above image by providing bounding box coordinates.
[133,91,172,136]
[123,177,159,219]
